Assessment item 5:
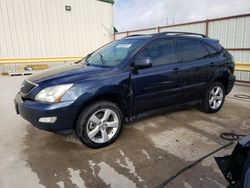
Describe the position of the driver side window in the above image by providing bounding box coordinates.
[137,39,176,66]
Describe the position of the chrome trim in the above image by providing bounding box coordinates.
[25,79,38,87]
[20,79,38,96]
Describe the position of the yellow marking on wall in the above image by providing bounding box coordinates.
[0,57,83,64]
[235,63,250,71]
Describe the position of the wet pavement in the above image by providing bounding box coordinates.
[0,76,250,188]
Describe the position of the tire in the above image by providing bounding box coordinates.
[201,82,225,113]
[76,101,123,148]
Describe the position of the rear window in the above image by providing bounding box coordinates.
[206,40,223,52]
[202,41,218,54]
[177,38,209,62]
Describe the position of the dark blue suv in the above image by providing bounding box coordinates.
[15,32,235,148]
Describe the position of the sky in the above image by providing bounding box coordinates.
[113,0,250,32]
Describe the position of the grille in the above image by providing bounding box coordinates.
[20,80,37,95]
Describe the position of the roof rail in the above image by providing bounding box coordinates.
[123,34,151,38]
[153,31,208,38]
[122,32,207,39]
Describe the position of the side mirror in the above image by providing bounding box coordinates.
[134,57,152,69]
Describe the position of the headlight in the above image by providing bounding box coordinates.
[35,84,73,103]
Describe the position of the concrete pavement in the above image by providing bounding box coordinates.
[0,76,249,188]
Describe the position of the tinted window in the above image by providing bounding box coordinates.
[177,39,209,61]
[202,42,217,54]
[137,39,176,66]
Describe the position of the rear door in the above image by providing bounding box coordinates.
[176,38,212,102]
[131,38,182,112]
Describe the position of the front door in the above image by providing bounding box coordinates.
[131,39,182,112]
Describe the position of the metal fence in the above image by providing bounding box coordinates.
[114,13,250,82]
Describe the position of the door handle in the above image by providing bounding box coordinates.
[173,67,180,74]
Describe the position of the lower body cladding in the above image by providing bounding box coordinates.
[14,92,77,132]
[226,75,236,94]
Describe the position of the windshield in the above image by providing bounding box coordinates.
[83,38,147,67]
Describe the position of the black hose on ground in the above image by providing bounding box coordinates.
[156,132,247,188]
[220,132,246,141]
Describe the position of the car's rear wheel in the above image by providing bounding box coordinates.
[76,101,123,148]
[202,82,225,113]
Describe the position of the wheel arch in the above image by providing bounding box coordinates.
[73,93,128,127]
[207,76,229,93]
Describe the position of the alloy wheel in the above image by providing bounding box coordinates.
[209,86,224,110]
[86,108,119,144]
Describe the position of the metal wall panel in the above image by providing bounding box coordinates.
[128,28,157,35]
[160,23,206,34]
[208,16,250,82]
[0,0,113,58]
[235,71,250,81]
[208,16,250,49]
[114,33,127,40]
[229,50,250,62]
[114,28,157,40]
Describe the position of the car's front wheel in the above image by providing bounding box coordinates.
[202,82,225,113]
[76,101,123,148]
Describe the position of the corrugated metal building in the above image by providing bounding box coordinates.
[115,14,250,82]
[0,2,249,82]
[0,0,113,58]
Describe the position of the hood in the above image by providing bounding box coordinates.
[28,63,105,84]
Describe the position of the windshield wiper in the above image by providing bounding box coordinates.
[84,54,92,66]
[98,53,107,67]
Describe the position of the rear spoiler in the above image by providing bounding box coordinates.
[205,38,222,52]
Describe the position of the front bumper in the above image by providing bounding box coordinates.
[14,92,77,131]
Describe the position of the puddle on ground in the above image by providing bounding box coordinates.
[22,126,165,188]
[188,120,225,135]
[97,161,137,188]
[141,149,150,159]
[150,127,218,161]
[21,100,250,188]
[56,181,64,188]
[68,168,87,188]
[183,181,192,188]
[240,119,250,131]
[116,150,144,182]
